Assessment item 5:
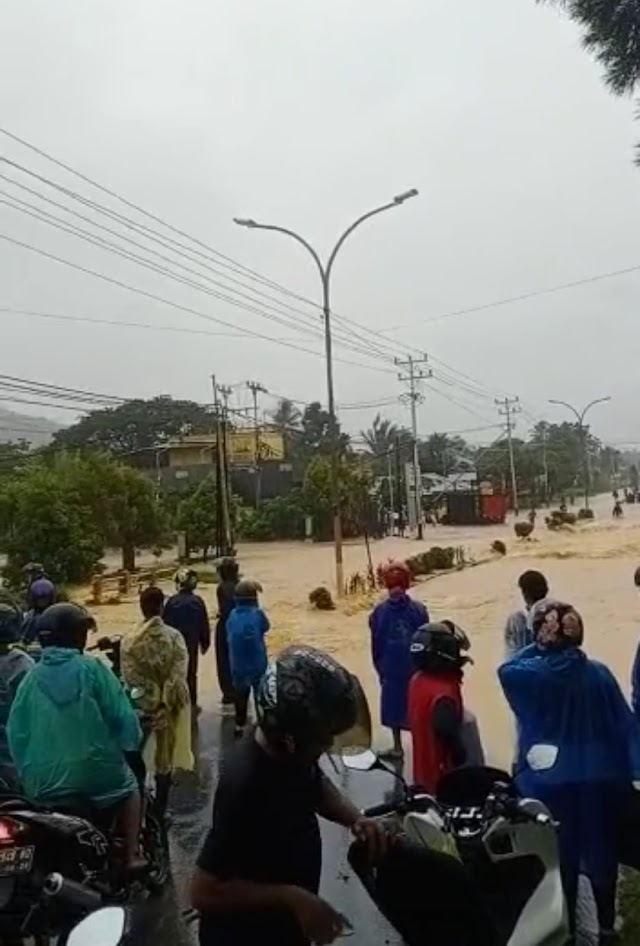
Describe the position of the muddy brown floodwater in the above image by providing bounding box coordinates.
[82,492,637,944]
[88,492,640,768]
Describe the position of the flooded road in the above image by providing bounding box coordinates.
[94,491,639,942]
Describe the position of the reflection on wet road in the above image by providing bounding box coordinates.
[142,710,402,945]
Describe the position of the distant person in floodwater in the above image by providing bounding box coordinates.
[369,561,428,759]
[613,501,623,519]
[503,570,550,659]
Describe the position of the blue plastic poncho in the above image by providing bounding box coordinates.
[499,644,640,788]
[369,594,429,730]
[8,647,141,808]
[499,644,640,899]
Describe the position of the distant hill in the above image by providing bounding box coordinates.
[0,408,62,446]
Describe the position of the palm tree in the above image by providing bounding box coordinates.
[360,414,408,457]
[270,398,301,433]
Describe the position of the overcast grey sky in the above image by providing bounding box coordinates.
[0,0,638,446]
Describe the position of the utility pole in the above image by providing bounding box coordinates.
[396,355,431,540]
[540,424,550,506]
[247,381,267,508]
[386,448,395,536]
[212,375,232,555]
[496,397,521,516]
[394,435,405,537]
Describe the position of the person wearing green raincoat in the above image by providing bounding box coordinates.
[7,603,144,870]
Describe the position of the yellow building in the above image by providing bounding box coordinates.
[166,428,285,469]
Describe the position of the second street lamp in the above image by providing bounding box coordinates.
[548,396,611,511]
[234,190,419,594]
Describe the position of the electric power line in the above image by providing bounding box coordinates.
[0,232,396,377]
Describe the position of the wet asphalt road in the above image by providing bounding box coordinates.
[141,709,403,945]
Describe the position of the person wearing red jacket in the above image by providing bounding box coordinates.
[408,622,482,793]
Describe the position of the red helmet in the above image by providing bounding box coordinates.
[381,560,411,592]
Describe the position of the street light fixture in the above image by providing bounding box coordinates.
[234,191,419,594]
[548,396,611,510]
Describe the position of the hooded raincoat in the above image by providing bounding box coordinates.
[7,647,141,807]
[0,647,33,783]
[369,594,429,730]
[121,616,193,775]
[499,644,640,921]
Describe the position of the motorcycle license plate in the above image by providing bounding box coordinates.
[0,845,34,877]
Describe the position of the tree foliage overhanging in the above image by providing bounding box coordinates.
[540,1,640,157]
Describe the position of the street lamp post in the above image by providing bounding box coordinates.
[234,190,419,594]
[548,397,611,510]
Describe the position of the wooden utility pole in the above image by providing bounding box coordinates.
[496,396,521,516]
[396,354,431,540]
[247,380,267,508]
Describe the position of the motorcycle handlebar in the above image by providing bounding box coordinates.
[43,873,103,911]
[363,801,403,818]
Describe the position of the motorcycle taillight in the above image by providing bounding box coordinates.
[0,818,24,843]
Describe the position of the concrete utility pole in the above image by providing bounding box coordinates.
[540,423,550,506]
[212,375,232,556]
[247,380,267,508]
[387,448,395,536]
[548,396,611,511]
[234,189,418,596]
[496,396,521,516]
[396,354,431,540]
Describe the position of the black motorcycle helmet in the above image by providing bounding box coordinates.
[0,602,23,646]
[410,623,470,674]
[256,646,358,756]
[217,556,239,583]
[36,603,96,651]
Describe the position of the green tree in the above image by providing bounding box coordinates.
[0,465,104,586]
[0,440,32,480]
[52,396,215,465]
[541,2,640,157]
[1,453,170,576]
[419,433,471,476]
[297,402,350,460]
[176,476,218,560]
[303,455,372,537]
[270,398,302,433]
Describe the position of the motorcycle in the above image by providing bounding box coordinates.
[64,906,130,946]
[0,636,170,942]
[343,751,569,946]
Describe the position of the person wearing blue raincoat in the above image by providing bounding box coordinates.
[8,603,144,870]
[369,561,429,758]
[499,600,640,939]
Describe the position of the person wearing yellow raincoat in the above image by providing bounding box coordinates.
[122,585,193,816]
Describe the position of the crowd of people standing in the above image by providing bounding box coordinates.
[369,558,640,942]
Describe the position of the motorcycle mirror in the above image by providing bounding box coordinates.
[342,750,379,772]
[526,744,559,771]
[66,906,127,946]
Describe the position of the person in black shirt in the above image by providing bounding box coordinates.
[191,646,387,946]
[163,569,211,708]
[215,557,239,711]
